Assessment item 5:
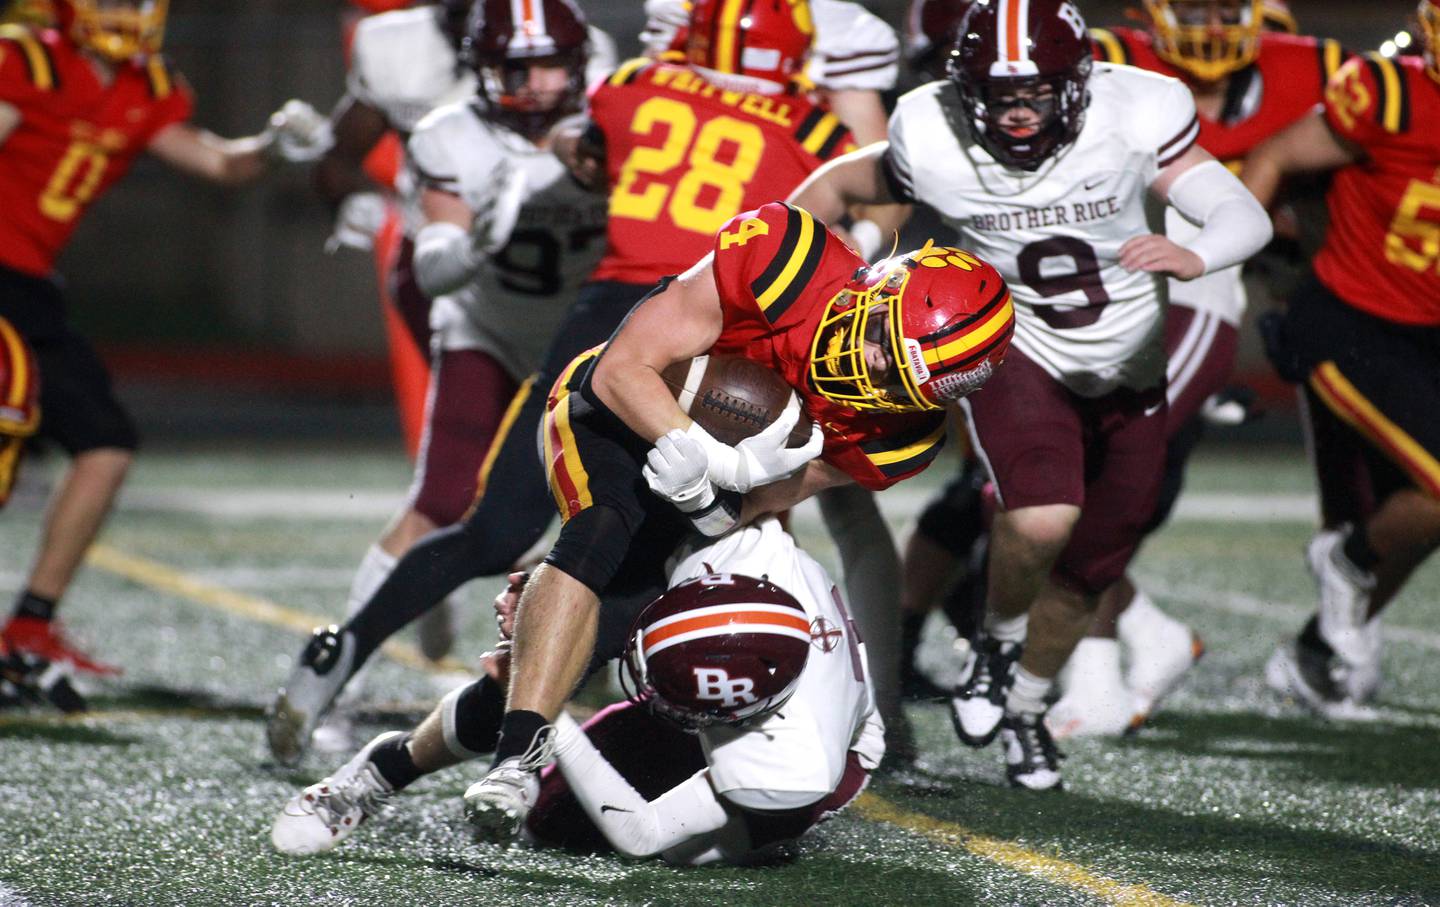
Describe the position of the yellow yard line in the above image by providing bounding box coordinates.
[85,543,471,676]
[82,543,1188,904]
[0,707,220,728]
[854,794,1192,906]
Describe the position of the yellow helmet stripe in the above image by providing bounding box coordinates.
[864,421,946,468]
[922,296,1014,368]
[714,0,748,73]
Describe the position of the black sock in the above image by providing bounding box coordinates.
[1298,616,1334,657]
[368,733,423,791]
[1342,524,1380,571]
[13,591,56,622]
[492,709,549,766]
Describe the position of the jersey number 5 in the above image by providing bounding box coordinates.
[40,141,109,223]
[610,97,765,236]
[1017,237,1112,329]
[1385,178,1440,274]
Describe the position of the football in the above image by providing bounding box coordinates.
[660,355,814,448]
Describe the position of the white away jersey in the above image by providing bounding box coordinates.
[640,0,898,93]
[669,519,885,812]
[886,63,1201,396]
[406,102,608,379]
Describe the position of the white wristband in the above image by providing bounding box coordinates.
[413,221,482,298]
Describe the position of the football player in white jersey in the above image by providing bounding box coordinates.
[791,0,1271,789]
[269,518,883,864]
[265,0,609,765]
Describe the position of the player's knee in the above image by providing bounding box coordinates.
[73,446,134,481]
[543,504,636,594]
[999,504,1078,560]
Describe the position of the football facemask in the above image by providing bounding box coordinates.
[1144,0,1264,83]
[466,0,589,137]
[62,0,167,61]
[1260,0,1297,34]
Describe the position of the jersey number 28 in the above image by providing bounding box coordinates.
[610,97,765,236]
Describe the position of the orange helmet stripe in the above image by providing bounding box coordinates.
[643,608,811,653]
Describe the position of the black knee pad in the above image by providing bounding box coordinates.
[543,504,638,594]
[441,675,506,758]
[916,459,988,557]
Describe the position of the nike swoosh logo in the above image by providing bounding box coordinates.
[1084,178,1106,191]
[599,804,633,814]
[1144,403,1164,418]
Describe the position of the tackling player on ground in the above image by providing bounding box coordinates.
[271,518,883,864]
[265,0,879,766]
[0,0,302,678]
[792,0,1272,789]
[1244,1,1440,720]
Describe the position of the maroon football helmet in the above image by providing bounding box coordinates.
[621,573,811,732]
[906,0,972,79]
[949,0,1092,170]
[465,0,589,138]
[440,0,473,49]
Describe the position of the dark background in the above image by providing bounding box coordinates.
[42,0,1422,435]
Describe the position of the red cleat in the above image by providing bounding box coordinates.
[1,615,122,676]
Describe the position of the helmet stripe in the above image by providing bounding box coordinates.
[644,601,808,634]
[643,608,811,656]
[715,0,749,73]
[923,295,1014,368]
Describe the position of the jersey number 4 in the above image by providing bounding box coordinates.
[610,97,765,236]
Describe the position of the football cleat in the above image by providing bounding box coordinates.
[463,727,555,843]
[0,646,87,713]
[266,625,357,766]
[1000,710,1064,791]
[1046,638,1132,740]
[1264,639,1378,722]
[271,731,400,855]
[1306,528,1376,672]
[1116,595,1206,731]
[1,616,121,676]
[949,635,1021,747]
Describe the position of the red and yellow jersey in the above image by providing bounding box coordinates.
[710,202,946,491]
[0,314,40,508]
[1090,27,1346,167]
[1313,53,1440,326]
[0,25,193,277]
[589,58,856,286]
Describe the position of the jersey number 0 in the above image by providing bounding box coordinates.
[610,97,765,236]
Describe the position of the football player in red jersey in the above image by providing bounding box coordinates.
[0,0,296,675]
[459,200,1011,840]
[1244,3,1440,720]
[265,0,908,768]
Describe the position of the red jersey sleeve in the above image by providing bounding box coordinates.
[0,25,55,105]
[138,55,195,139]
[827,412,948,491]
[1323,53,1407,147]
[713,201,838,327]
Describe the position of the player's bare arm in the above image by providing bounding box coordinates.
[1121,143,1273,280]
[820,90,910,258]
[590,258,726,445]
[0,100,18,145]
[146,121,273,186]
[313,95,391,206]
[1242,111,1362,210]
[787,143,897,233]
[740,460,853,524]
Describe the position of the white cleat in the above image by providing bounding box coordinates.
[1117,591,1205,731]
[1047,638,1133,740]
[266,625,358,766]
[1265,643,1378,723]
[463,757,542,843]
[271,731,400,855]
[1306,529,1376,671]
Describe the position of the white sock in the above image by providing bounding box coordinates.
[1116,587,1178,648]
[1006,666,1052,715]
[346,544,398,618]
[984,611,1029,644]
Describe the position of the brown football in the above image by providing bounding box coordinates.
[660,355,814,448]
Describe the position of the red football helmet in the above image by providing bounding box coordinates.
[622,573,811,732]
[950,0,1093,171]
[686,0,814,91]
[56,0,167,60]
[1421,0,1440,83]
[465,0,588,137]
[906,0,971,79]
[810,242,1014,412]
[1144,1,1264,82]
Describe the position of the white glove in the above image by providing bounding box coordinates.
[471,160,528,256]
[685,394,825,493]
[643,430,714,512]
[325,191,390,254]
[267,99,333,163]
